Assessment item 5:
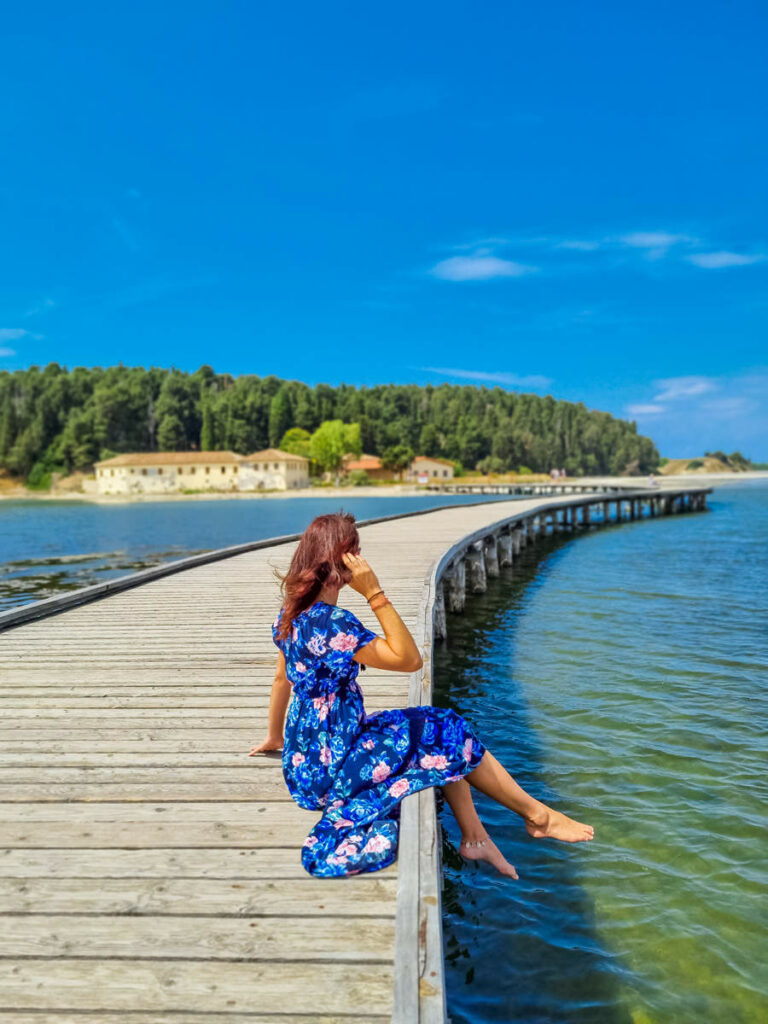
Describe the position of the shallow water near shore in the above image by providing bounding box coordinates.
[0,492,516,610]
[434,480,768,1024]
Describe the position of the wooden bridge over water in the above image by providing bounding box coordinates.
[0,483,710,1023]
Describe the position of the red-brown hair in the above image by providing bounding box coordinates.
[273,510,360,641]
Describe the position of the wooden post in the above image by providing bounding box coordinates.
[498,531,513,567]
[513,527,523,555]
[434,581,447,641]
[484,534,500,577]
[603,500,610,523]
[630,499,637,521]
[445,559,466,613]
[467,541,487,593]
[583,504,591,526]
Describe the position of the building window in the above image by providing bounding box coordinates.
[205,466,210,474]
[233,465,238,474]
[274,462,279,470]
[443,470,448,477]
[190,467,196,475]
[221,466,226,474]
[130,468,135,474]
[142,469,147,476]
[110,470,115,477]
[158,468,163,475]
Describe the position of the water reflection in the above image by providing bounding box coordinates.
[435,534,633,1023]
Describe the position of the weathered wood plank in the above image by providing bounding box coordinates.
[0,961,394,1015]
[3,915,394,961]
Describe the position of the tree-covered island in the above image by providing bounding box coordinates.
[0,363,661,486]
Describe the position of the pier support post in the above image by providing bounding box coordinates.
[498,531,513,568]
[513,527,523,555]
[467,542,487,593]
[445,559,466,613]
[484,534,500,577]
[603,500,610,524]
[584,504,591,526]
[524,517,536,544]
[434,582,447,641]
[630,500,637,521]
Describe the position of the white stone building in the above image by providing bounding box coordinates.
[405,456,455,483]
[95,449,309,495]
[238,449,310,490]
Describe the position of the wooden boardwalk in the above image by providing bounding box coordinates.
[0,486,710,1023]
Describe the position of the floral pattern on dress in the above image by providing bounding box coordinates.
[271,600,487,877]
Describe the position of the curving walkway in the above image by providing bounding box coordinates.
[0,486,709,1023]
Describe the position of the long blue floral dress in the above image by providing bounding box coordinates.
[271,599,487,877]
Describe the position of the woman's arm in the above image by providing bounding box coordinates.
[249,649,291,755]
[341,551,423,673]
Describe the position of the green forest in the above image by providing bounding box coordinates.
[0,363,661,482]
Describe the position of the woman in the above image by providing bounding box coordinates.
[250,511,593,878]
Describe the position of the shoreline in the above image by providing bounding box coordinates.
[1,470,766,505]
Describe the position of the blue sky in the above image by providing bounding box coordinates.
[2,1,766,457]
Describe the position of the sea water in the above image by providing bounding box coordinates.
[0,492,515,610]
[434,481,768,1024]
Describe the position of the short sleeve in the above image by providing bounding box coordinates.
[328,607,378,668]
[271,607,286,650]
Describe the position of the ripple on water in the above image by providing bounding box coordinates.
[434,483,768,1024]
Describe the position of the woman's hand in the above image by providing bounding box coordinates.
[341,551,381,600]
[249,736,283,755]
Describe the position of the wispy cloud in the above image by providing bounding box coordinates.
[427,228,764,284]
[430,255,537,281]
[0,347,15,357]
[23,297,55,319]
[627,403,665,415]
[420,366,552,389]
[686,251,764,269]
[0,328,30,342]
[625,371,768,457]
[653,376,716,401]
[555,239,600,251]
[620,232,693,250]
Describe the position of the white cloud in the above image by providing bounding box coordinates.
[421,366,552,389]
[0,347,15,357]
[621,232,692,249]
[686,251,764,269]
[653,376,716,401]
[626,403,666,416]
[23,297,55,318]
[0,328,29,342]
[430,256,537,281]
[556,239,600,251]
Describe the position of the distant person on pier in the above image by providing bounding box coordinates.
[550,467,559,480]
[251,511,594,880]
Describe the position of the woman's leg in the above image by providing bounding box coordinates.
[441,778,518,878]
[467,750,594,843]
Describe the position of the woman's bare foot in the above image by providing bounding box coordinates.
[525,802,594,843]
[459,835,519,879]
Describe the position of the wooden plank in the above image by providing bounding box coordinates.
[0,961,394,1015]
[3,915,395,961]
[0,846,398,886]
[0,877,394,917]
[0,1016,388,1024]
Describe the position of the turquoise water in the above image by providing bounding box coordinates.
[0,493,515,610]
[434,481,768,1024]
